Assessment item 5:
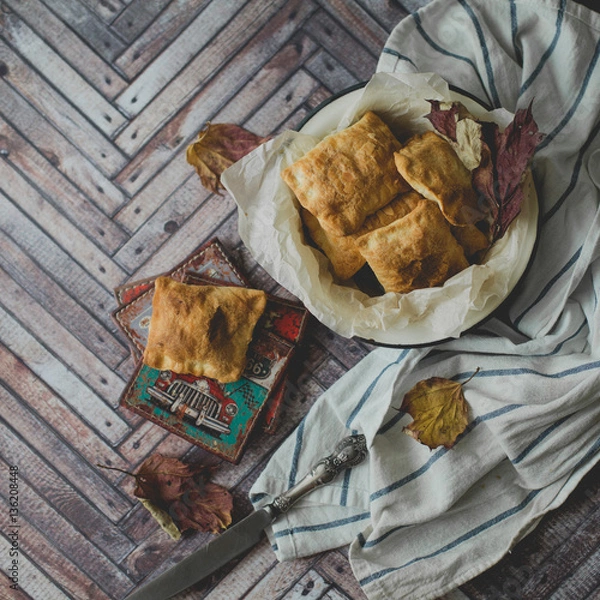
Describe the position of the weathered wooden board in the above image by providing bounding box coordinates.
[0,2,598,600]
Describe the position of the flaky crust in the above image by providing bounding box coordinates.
[143,277,267,383]
[394,131,485,226]
[355,200,469,293]
[301,208,366,280]
[281,111,409,236]
[450,223,491,263]
[350,190,423,239]
[301,192,424,280]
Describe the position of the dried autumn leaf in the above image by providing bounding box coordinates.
[453,117,484,171]
[425,100,483,171]
[400,370,478,449]
[134,454,193,504]
[169,479,233,534]
[133,453,233,535]
[425,100,462,141]
[186,123,270,194]
[483,102,545,239]
[427,100,545,242]
[98,453,233,536]
[138,498,182,541]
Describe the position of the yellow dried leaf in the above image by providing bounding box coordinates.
[139,498,181,541]
[400,370,477,449]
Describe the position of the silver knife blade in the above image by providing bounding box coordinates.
[123,434,367,600]
[124,507,274,600]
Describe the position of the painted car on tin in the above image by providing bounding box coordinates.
[147,371,238,435]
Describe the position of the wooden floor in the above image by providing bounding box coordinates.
[0,1,599,599]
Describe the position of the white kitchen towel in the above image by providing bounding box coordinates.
[250,1,600,599]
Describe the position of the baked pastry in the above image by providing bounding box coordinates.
[451,223,491,263]
[143,277,267,383]
[281,111,409,236]
[301,191,424,280]
[355,199,469,293]
[301,208,366,280]
[351,190,423,238]
[393,131,485,226]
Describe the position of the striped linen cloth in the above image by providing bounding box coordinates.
[250,1,600,598]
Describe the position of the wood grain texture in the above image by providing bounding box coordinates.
[0,1,598,599]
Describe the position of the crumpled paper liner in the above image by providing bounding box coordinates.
[222,72,534,345]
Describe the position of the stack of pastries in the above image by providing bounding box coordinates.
[281,111,491,294]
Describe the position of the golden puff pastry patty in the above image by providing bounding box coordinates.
[450,223,491,263]
[355,199,469,294]
[301,191,424,281]
[350,190,423,239]
[393,131,485,226]
[143,277,267,383]
[281,111,409,236]
[301,208,366,280]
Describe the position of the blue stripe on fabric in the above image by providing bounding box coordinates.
[363,422,599,553]
[540,319,588,356]
[378,409,405,435]
[459,357,600,381]
[360,522,409,549]
[520,0,566,97]
[475,317,587,359]
[510,0,522,66]
[346,349,411,429]
[513,246,583,327]
[542,121,600,225]
[340,431,360,508]
[370,404,523,502]
[512,415,572,464]
[457,0,501,107]
[572,436,600,472]
[340,467,352,507]
[249,491,269,503]
[370,447,446,502]
[381,47,418,70]
[273,511,371,538]
[288,418,307,488]
[359,489,542,586]
[537,36,600,152]
[411,12,493,107]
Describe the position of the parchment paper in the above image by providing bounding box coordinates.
[221,72,532,345]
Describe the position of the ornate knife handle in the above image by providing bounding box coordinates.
[269,434,367,516]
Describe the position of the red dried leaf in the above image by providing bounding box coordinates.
[425,100,461,142]
[427,100,545,241]
[488,102,545,238]
[186,123,270,194]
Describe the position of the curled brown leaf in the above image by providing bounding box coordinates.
[98,453,233,535]
[186,123,270,194]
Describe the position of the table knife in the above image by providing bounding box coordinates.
[124,434,367,600]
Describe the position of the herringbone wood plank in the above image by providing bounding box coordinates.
[0,1,598,599]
